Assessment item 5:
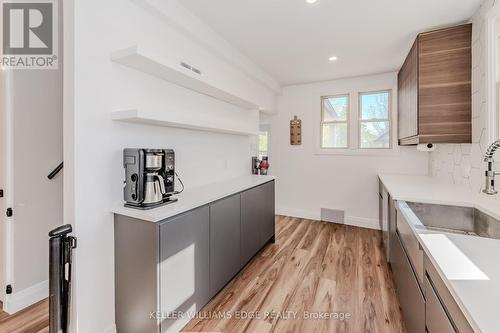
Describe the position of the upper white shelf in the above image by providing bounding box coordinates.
[111,46,260,111]
[111,109,259,136]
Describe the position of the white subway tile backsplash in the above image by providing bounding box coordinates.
[428,0,496,198]
[470,167,484,193]
[470,144,483,168]
[460,144,472,155]
[453,145,463,165]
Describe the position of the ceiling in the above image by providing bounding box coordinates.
[181,0,482,86]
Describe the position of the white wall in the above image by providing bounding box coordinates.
[7,65,63,306]
[429,0,498,195]
[65,0,278,332]
[0,0,63,313]
[271,72,429,227]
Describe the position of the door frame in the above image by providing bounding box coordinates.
[0,69,15,304]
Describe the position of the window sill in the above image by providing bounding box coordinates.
[314,147,404,157]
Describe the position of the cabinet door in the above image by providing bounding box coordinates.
[160,206,210,333]
[260,181,275,244]
[210,194,241,296]
[388,194,396,264]
[240,181,276,266]
[398,40,418,142]
[392,234,425,333]
[418,24,472,143]
[425,276,456,333]
[241,187,264,266]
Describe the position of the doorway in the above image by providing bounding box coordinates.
[0,0,64,315]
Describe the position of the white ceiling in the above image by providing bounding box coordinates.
[180,0,483,86]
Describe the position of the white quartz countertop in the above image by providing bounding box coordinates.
[379,173,500,220]
[112,175,276,223]
[381,174,500,333]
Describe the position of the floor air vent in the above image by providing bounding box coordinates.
[321,208,344,224]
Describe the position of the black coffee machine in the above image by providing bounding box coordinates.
[123,149,178,209]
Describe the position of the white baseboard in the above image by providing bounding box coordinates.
[3,279,48,314]
[276,207,320,220]
[277,206,380,231]
[344,216,380,230]
[103,324,117,333]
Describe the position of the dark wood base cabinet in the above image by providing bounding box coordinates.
[114,180,275,333]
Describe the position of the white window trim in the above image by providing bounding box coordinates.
[358,90,393,149]
[315,87,400,156]
[320,94,350,149]
[259,124,271,158]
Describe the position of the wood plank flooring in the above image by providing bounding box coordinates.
[0,216,406,333]
[0,299,49,333]
[184,216,407,333]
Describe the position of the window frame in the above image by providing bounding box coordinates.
[358,90,393,149]
[320,93,350,149]
[258,130,269,158]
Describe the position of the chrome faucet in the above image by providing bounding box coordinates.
[483,139,500,195]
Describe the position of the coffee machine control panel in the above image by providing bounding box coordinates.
[164,151,175,193]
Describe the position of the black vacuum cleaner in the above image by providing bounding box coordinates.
[48,224,77,333]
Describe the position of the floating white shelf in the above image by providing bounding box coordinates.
[111,46,260,111]
[111,109,259,136]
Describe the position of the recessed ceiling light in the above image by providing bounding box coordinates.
[329,56,338,61]
[306,0,318,4]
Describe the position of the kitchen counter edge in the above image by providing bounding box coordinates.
[112,175,276,223]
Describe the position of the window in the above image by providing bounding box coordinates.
[320,94,349,148]
[359,91,391,149]
[259,131,269,158]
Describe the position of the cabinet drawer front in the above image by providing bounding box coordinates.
[396,208,424,285]
[425,275,456,333]
[392,234,425,333]
[424,257,474,333]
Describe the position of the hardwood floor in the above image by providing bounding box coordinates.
[184,216,407,333]
[0,299,49,333]
[0,217,406,333]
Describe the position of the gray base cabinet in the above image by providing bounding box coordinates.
[424,256,474,333]
[240,181,275,266]
[160,206,210,333]
[209,194,241,297]
[388,194,397,264]
[115,216,160,333]
[392,234,425,333]
[260,181,276,244]
[390,199,475,333]
[424,275,455,333]
[114,180,275,333]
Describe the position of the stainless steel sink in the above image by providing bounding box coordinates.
[406,202,500,240]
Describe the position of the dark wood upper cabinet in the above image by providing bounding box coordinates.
[398,24,472,145]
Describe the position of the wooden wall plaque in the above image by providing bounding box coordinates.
[290,116,302,145]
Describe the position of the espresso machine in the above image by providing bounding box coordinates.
[123,149,178,209]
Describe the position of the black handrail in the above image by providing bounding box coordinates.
[48,162,64,180]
